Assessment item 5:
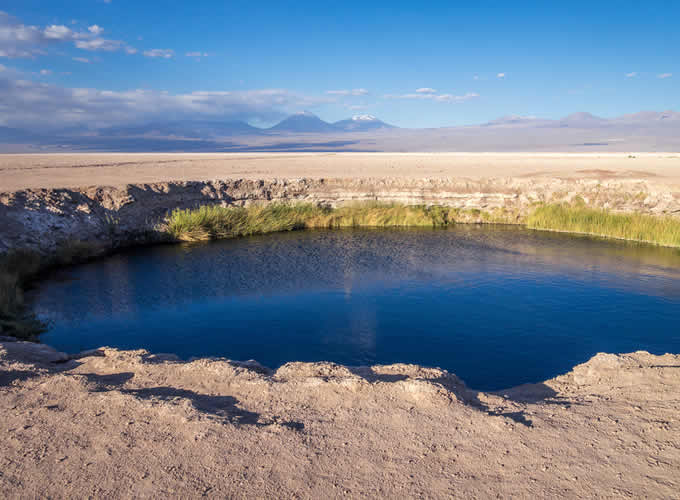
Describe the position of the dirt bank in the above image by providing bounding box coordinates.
[3,176,680,255]
[3,152,680,254]
[1,340,678,498]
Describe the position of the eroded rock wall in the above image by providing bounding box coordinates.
[1,177,679,254]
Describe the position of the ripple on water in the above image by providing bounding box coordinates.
[31,226,680,391]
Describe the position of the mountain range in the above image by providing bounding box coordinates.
[266,112,396,133]
[1,110,678,152]
[483,111,680,128]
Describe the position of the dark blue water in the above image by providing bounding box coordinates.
[32,227,680,390]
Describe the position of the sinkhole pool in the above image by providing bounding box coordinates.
[32,226,680,391]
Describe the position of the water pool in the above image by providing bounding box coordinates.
[32,226,680,390]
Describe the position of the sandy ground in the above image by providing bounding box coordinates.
[1,340,679,498]
[2,152,680,191]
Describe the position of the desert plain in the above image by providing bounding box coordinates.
[2,152,680,191]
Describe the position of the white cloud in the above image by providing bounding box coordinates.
[625,72,637,78]
[415,87,436,94]
[0,11,46,57]
[326,88,369,96]
[39,68,51,75]
[434,92,479,102]
[75,38,123,51]
[144,48,174,58]
[497,73,505,78]
[43,25,73,40]
[186,51,209,57]
[658,73,672,79]
[0,72,328,131]
[72,56,91,63]
[0,11,135,58]
[384,91,479,103]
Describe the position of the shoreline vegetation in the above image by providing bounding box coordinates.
[164,203,516,242]
[165,201,680,247]
[2,202,680,341]
[527,203,680,248]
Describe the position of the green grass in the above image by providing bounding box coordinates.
[167,201,680,248]
[165,202,474,242]
[527,204,680,247]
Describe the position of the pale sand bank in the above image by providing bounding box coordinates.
[1,341,678,498]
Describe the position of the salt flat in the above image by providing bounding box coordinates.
[2,152,680,192]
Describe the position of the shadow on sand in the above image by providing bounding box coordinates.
[1,340,584,430]
[345,365,572,428]
[80,371,304,431]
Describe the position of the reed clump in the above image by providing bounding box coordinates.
[165,202,467,242]
[527,203,680,247]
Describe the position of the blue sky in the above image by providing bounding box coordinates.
[1,0,678,129]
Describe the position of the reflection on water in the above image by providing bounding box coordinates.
[32,226,680,390]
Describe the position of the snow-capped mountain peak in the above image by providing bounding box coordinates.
[352,114,378,121]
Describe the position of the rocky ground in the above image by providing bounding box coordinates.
[1,340,679,498]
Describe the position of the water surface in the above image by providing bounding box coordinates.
[33,227,680,390]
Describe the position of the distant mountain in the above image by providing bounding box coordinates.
[98,120,263,138]
[0,126,63,144]
[482,115,550,127]
[2,109,679,152]
[556,112,607,128]
[333,115,395,131]
[482,111,680,130]
[267,112,338,133]
[0,126,38,143]
[612,110,680,126]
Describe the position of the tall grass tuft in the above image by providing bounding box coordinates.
[165,202,464,242]
[166,204,328,241]
[527,204,680,247]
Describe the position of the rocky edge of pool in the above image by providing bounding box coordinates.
[1,175,680,497]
